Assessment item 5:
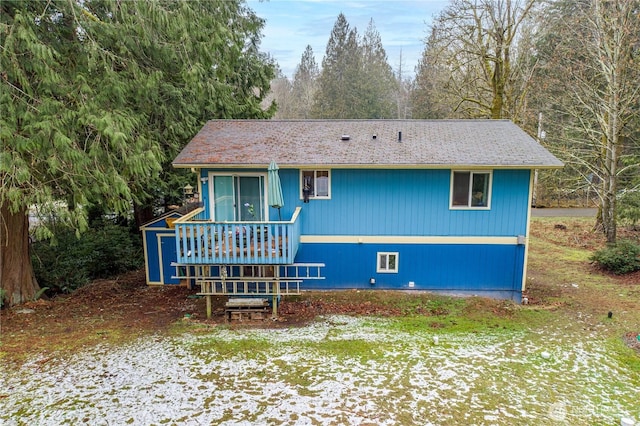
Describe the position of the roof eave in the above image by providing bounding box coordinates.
[172,162,564,170]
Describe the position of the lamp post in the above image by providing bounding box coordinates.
[183,184,194,204]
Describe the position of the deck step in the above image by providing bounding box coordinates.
[225,298,270,321]
[226,297,270,308]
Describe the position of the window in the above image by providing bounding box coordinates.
[210,174,265,221]
[301,170,331,200]
[450,171,491,209]
[377,252,399,273]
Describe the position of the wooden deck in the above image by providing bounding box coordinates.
[174,207,301,265]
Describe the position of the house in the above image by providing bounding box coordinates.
[142,119,562,314]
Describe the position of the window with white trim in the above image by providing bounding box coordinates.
[300,170,331,200]
[377,252,399,273]
[210,173,266,221]
[450,170,492,209]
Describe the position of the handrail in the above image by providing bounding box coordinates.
[176,206,302,225]
[174,207,205,223]
[289,206,302,224]
[173,206,302,265]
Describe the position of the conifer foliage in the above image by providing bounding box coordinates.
[312,14,396,119]
[291,45,320,119]
[0,0,275,306]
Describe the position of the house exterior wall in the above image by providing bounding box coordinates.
[196,167,532,300]
[295,243,525,299]
[291,168,530,236]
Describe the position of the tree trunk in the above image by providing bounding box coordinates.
[134,204,155,231]
[602,150,618,243]
[0,203,40,307]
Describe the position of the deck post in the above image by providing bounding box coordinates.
[206,295,212,318]
[272,267,279,318]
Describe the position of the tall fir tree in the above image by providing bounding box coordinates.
[358,19,396,118]
[312,14,397,119]
[0,0,275,306]
[291,45,320,118]
[312,13,353,118]
[412,28,458,119]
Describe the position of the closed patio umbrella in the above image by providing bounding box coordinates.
[268,160,284,220]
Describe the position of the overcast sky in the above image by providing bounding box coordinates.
[246,0,448,79]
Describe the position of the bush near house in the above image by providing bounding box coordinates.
[591,239,640,275]
[31,220,144,295]
[619,190,640,229]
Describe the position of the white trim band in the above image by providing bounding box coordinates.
[300,235,522,245]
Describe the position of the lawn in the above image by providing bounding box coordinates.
[1,217,639,425]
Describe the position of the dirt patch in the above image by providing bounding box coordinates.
[608,269,640,286]
[1,270,200,365]
[279,297,402,319]
[530,218,640,251]
[624,332,640,353]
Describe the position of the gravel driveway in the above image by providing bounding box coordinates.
[531,208,597,217]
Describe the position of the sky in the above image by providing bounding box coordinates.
[246,0,449,79]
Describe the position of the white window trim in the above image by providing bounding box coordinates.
[449,170,492,210]
[299,169,331,200]
[377,252,399,273]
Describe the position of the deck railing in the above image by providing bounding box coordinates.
[174,207,301,265]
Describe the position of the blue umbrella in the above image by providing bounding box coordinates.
[268,160,284,220]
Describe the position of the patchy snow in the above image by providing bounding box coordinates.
[2,316,639,425]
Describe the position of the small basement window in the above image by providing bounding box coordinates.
[301,170,331,200]
[450,170,492,209]
[377,252,399,273]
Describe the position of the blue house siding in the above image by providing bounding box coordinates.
[189,166,531,300]
[295,242,525,300]
[200,168,531,237]
[298,168,531,237]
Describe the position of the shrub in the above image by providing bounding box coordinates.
[618,190,640,228]
[591,239,640,275]
[31,220,143,294]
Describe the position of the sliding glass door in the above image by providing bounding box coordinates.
[211,174,265,221]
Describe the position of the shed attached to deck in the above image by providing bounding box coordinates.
[140,211,184,286]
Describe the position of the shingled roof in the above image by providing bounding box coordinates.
[173,119,563,169]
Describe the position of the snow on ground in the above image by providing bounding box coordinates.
[2,315,639,425]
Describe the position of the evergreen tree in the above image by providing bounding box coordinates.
[313,13,353,118]
[412,28,457,119]
[358,19,396,118]
[0,0,275,306]
[312,14,397,119]
[291,45,320,118]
